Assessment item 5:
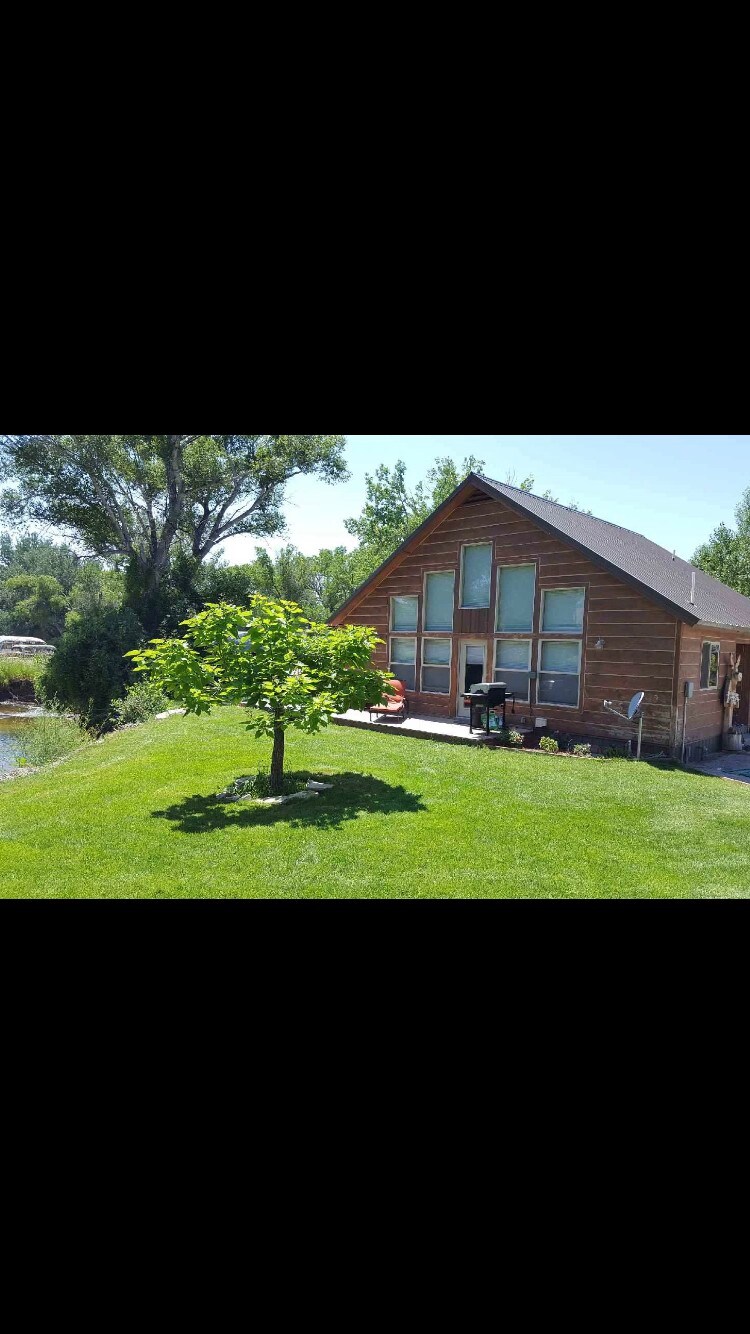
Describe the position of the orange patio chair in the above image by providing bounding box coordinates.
[368,679,409,724]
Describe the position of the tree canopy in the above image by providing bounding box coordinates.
[0,435,348,629]
[693,485,750,597]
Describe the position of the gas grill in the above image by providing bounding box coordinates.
[464,682,516,735]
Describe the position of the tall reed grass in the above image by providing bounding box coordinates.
[0,655,49,689]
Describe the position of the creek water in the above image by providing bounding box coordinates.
[0,703,45,770]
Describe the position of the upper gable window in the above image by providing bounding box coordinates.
[700,641,720,690]
[390,596,418,633]
[496,564,536,633]
[541,587,585,634]
[424,571,455,632]
[460,544,492,609]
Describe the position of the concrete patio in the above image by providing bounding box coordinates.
[686,750,750,786]
[332,709,509,746]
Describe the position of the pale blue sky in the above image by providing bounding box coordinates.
[221,435,750,566]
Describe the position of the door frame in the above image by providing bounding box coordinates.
[456,639,488,719]
[736,643,750,728]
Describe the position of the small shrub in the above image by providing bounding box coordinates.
[16,712,90,767]
[603,744,628,759]
[40,606,145,727]
[572,743,592,758]
[217,771,309,802]
[112,680,169,727]
[539,736,560,754]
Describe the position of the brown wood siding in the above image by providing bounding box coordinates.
[336,489,681,740]
[676,624,735,751]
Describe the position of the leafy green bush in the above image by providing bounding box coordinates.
[40,607,144,728]
[539,736,560,754]
[0,655,49,690]
[603,744,628,759]
[112,680,169,727]
[572,743,592,757]
[16,712,90,767]
[495,728,524,747]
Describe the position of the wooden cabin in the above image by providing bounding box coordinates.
[329,474,750,759]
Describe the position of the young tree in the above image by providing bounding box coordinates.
[0,435,348,631]
[126,597,391,794]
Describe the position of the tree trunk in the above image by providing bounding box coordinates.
[270,721,285,795]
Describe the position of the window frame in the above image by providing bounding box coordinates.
[389,635,418,692]
[389,594,419,634]
[458,542,493,611]
[422,569,455,633]
[493,637,533,704]
[420,638,452,696]
[700,640,721,691]
[537,639,583,710]
[540,586,586,636]
[495,561,537,634]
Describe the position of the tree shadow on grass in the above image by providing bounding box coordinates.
[151,771,427,835]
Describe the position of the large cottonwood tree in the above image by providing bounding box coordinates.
[0,435,347,629]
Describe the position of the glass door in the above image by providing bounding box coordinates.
[457,641,486,719]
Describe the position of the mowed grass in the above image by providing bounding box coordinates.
[0,707,748,899]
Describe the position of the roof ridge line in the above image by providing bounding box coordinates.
[477,473,680,547]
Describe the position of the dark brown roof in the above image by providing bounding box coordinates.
[330,473,750,632]
[477,475,750,631]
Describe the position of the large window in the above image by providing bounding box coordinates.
[390,595,418,632]
[390,637,417,692]
[496,564,536,633]
[424,571,455,632]
[494,639,532,703]
[421,639,451,694]
[541,587,585,634]
[460,544,492,609]
[537,640,582,708]
[700,641,720,690]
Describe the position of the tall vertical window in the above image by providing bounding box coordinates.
[424,571,455,632]
[390,596,418,632]
[494,640,532,702]
[496,564,536,633]
[389,638,417,692]
[700,641,720,690]
[421,639,451,694]
[537,641,582,708]
[541,587,585,634]
[460,544,492,609]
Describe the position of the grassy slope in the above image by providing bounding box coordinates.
[1,707,748,899]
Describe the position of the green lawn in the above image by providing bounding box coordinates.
[1,708,748,898]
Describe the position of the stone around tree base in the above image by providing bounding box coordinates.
[247,789,320,808]
[240,782,334,807]
[156,709,188,721]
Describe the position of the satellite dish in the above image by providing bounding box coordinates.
[628,691,645,721]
